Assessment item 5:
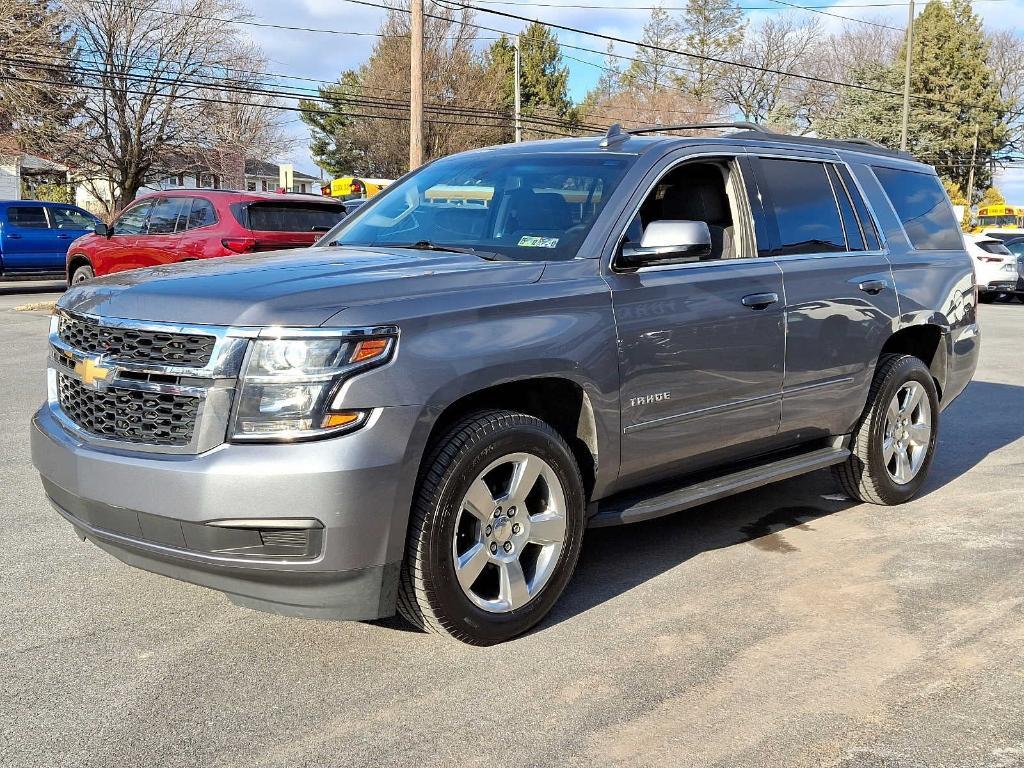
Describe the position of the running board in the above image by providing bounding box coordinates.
[588,446,850,528]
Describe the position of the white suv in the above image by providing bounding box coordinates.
[965,233,1020,303]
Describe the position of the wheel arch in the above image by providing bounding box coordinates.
[421,376,601,502]
[879,323,946,399]
[67,252,93,284]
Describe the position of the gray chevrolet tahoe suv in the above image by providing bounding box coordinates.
[31,123,979,645]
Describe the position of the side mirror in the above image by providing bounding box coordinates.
[620,220,712,268]
[94,222,112,238]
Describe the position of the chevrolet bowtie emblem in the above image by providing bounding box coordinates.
[74,356,111,387]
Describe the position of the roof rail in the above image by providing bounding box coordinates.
[841,137,889,150]
[627,121,775,135]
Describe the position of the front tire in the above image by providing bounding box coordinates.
[69,262,94,286]
[397,410,585,645]
[834,354,939,505]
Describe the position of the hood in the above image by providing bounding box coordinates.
[58,246,546,327]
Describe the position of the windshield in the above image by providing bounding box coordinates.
[320,152,634,261]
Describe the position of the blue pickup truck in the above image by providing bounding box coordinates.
[0,201,100,277]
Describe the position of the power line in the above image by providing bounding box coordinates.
[4,51,605,134]
[410,0,1021,118]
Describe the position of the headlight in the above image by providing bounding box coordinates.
[232,329,396,441]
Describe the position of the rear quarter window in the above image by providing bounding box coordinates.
[238,202,346,233]
[873,167,962,250]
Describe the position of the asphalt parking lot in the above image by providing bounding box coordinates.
[3,286,1023,768]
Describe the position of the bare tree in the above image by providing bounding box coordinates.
[720,15,821,129]
[319,2,505,178]
[987,28,1024,152]
[29,0,291,215]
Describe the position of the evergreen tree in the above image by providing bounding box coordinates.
[484,24,574,139]
[817,0,1007,194]
[678,0,745,103]
[299,72,367,177]
[622,7,681,98]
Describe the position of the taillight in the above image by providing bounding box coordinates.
[221,237,256,253]
[977,256,1003,263]
[350,180,363,197]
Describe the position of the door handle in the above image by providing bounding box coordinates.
[6,233,21,239]
[741,292,779,309]
[858,279,887,295]
[57,234,72,239]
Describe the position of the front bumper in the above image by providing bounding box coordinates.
[31,403,424,619]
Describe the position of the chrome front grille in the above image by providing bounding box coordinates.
[58,314,216,366]
[48,310,252,454]
[57,373,199,445]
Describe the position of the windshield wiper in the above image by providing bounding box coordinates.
[386,241,506,261]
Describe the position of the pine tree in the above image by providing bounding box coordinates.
[817,0,1008,194]
[678,0,745,104]
[485,24,574,139]
[298,72,367,177]
[622,7,681,98]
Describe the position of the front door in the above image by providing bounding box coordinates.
[101,200,153,275]
[604,152,786,487]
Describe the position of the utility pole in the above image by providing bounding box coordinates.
[409,0,424,169]
[514,34,522,143]
[899,0,915,152]
[966,124,980,208]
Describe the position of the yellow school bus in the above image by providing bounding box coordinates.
[973,204,1024,233]
[322,177,392,201]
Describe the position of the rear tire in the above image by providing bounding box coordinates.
[69,263,94,286]
[397,410,585,645]
[833,354,939,505]
[978,292,995,304]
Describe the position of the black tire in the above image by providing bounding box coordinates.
[397,410,585,645]
[833,354,940,505]
[978,292,995,304]
[69,262,94,286]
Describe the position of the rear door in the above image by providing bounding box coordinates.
[746,153,899,440]
[1,204,63,271]
[238,201,347,251]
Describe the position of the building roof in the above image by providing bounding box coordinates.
[244,159,320,182]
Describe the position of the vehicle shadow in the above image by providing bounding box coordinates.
[544,380,1024,629]
[370,381,1024,636]
[0,280,65,296]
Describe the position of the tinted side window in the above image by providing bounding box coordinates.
[51,207,96,230]
[7,206,49,228]
[757,159,846,256]
[112,202,152,235]
[873,167,962,250]
[826,165,864,252]
[148,197,190,234]
[184,198,217,230]
[837,165,880,251]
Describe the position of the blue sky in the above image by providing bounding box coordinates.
[245,0,1024,198]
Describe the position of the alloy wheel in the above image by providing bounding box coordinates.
[452,452,568,613]
[882,381,932,484]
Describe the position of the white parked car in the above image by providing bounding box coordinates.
[964,233,1021,303]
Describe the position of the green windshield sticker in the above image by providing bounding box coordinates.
[518,236,559,248]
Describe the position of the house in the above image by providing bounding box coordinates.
[0,136,71,200]
[75,159,322,215]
